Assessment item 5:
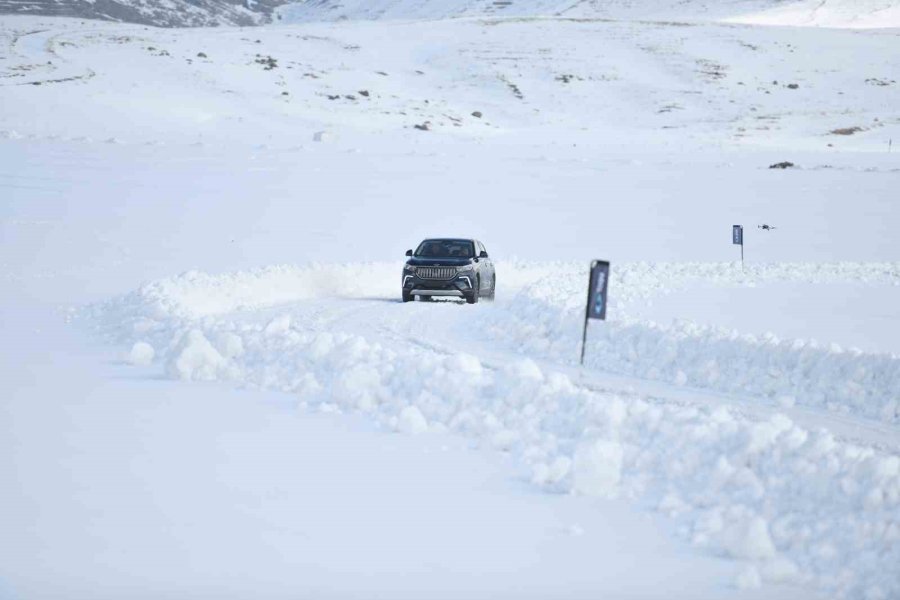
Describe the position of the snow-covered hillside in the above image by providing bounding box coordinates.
[0,0,281,26]
[277,0,900,28]
[3,16,899,152]
[2,8,899,600]
[3,0,900,28]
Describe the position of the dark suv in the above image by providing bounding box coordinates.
[402,238,496,304]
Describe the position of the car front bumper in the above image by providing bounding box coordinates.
[403,272,474,296]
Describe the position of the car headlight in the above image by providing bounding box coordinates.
[404,264,416,272]
[456,265,474,273]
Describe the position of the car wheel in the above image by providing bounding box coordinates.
[466,277,480,304]
[488,275,496,301]
[402,291,412,303]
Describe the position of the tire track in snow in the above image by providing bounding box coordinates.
[1,25,95,87]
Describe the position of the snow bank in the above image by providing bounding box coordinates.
[85,260,900,599]
[94,309,900,599]
[482,262,900,425]
[89,261,900,426]
[487,292,900,424]
[89,264,900,598]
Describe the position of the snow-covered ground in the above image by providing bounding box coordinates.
[2,6,899,600]
[274,0,900,29]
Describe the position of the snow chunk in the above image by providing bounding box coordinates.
[445,353,483,375]
[215,332,244,359]
[166,330,225,381]
[264,314,292,336]
[397,406,428,435]
[128,341,155,366]
[572,440,623,498]
[722,516,777,561]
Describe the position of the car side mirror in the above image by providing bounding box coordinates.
[479,251,488,258]
[405,249,413,256]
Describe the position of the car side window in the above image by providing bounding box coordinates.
[481,243,489,257]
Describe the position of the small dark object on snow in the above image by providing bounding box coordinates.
[786,83,799,89]
[327,94,340,100]
[758,224,777,231]
[281,91,289,96]
[831,126,863,136]
[769,161,795,169]
[471,111,483,118]
[31,81,41,86]
[255,55,277,70]
[197,52,207,58]
[414,122,431,131]
[344,94,356,100]
[358,90,370,97]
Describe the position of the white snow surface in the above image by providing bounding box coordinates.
[83,260,900,599]
[3,8,900,600]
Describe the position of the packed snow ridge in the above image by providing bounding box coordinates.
[95,261,900,425]
[86,260,900,600]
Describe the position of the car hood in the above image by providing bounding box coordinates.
[407,257,473,267]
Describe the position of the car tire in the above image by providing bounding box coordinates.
[466,277,480,304]
[402,291,412,303]
[488,275,496,301]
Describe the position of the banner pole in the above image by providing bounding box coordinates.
[580,317,589,366]
[580,261,594,366]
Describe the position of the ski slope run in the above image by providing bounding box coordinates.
[86,260,900,599]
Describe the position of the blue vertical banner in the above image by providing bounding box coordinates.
[587,260,610,320]
[581,260,610,365]
[733,225,744,270]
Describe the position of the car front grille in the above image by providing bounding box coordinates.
[417,266,457,280]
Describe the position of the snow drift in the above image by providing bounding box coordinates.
[85,260,900,600]
[94,261,900,424]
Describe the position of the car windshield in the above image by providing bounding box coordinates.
[414,239,475,258]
